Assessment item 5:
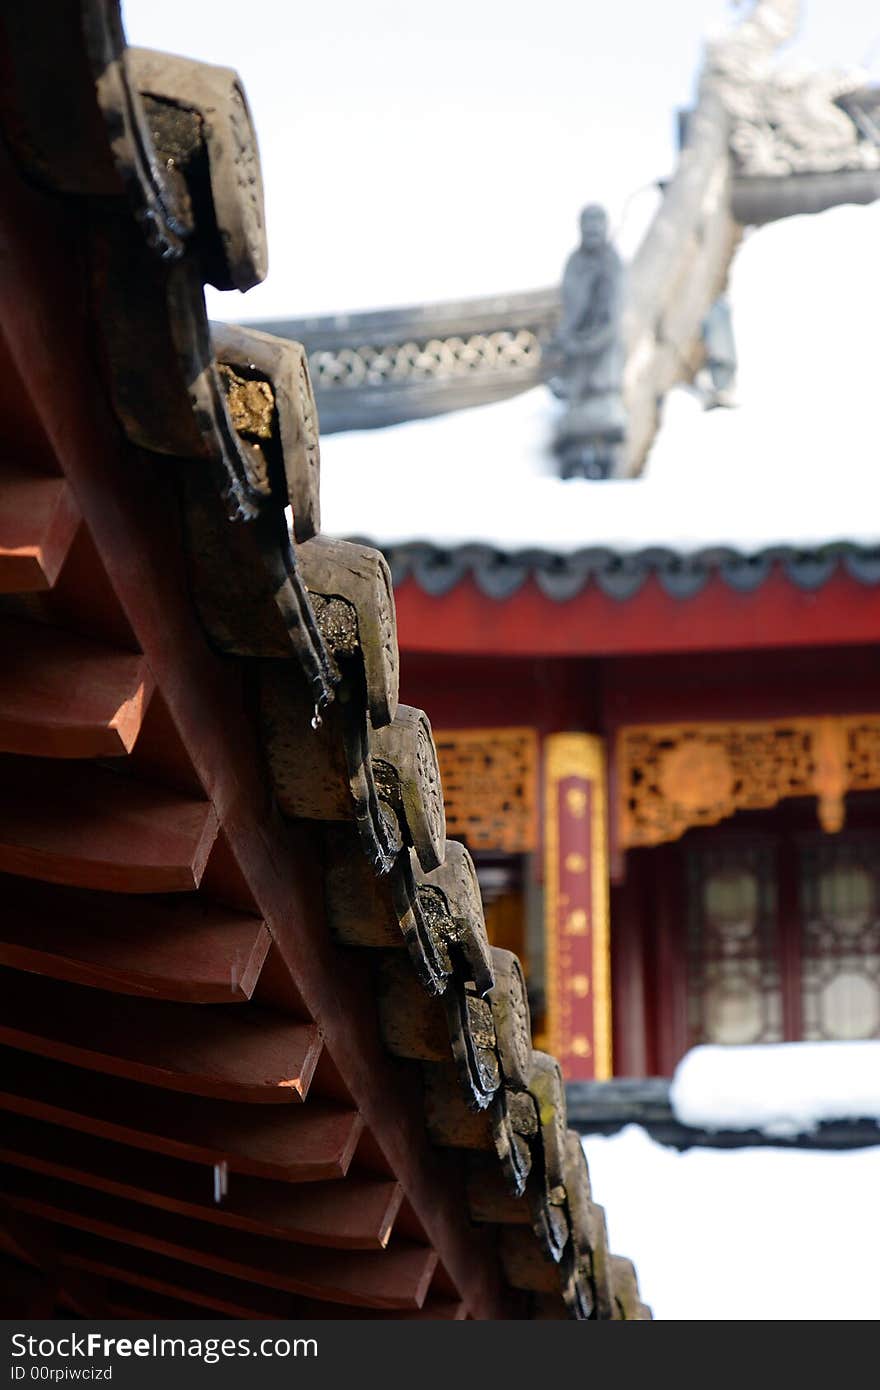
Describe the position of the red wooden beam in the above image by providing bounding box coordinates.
[0,463,80,594]
[1,1168,438,1310]
[0,879,271,1004]
[0,971,322,1104]
[0,759,218,894]
[52,1237,420,1320]
[0,1052,363,1183]
[0,616,153,758]
[1,1115,403,1250]
[393,570,880,658]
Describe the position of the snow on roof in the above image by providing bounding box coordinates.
[319,201,880,557]
[582,1123,880,1319]
[670,1042,880,1137]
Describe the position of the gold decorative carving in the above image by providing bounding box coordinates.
[618,714,880,849]
[433,727,538,854]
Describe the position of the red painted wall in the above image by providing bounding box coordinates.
[401,644,880,737]
[394,570,880,659]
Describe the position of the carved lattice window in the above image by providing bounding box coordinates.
[683,827,880,1050]
[800,839,880,1041]
[686,843,783,1047]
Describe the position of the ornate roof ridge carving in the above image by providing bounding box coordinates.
[704,0,880,178]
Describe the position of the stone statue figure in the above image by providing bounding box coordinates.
[547,204,627,479]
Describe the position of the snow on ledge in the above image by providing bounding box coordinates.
[670,1041,880,1138]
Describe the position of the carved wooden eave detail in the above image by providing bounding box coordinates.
[618,714,880,850]
[0,0,649,1318]
[370,704,446,871]
[4,5,341,710]
[127,48,268,292]
[296,534,399,728]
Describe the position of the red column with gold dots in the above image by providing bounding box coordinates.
[544,734,612,1080]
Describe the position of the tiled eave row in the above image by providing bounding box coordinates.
[0,0,648,1321]
[367,540,880,602]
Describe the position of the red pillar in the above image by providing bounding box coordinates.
[544,734,612,1079]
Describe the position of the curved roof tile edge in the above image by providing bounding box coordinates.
[347,539,880,601]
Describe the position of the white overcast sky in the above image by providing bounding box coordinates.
[122,1,880,319]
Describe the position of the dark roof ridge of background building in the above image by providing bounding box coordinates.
[357,538,880,602]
